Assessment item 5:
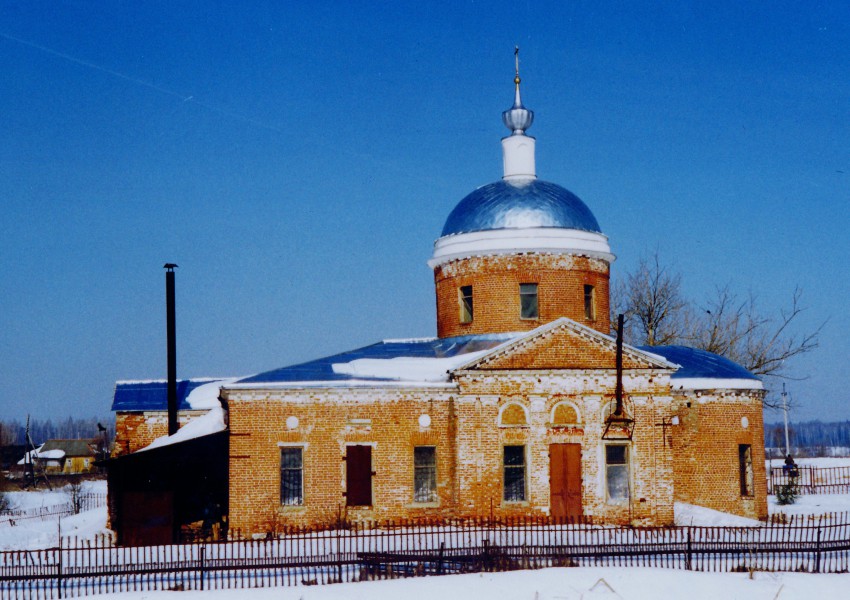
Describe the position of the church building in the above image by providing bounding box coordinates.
[110,64,767,541]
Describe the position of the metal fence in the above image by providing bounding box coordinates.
[0,495,107,527]
[2,513,850,599]
[768,465,850,494]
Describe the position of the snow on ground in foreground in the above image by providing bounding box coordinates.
[1,480,109,550]
[0,503,108,550]
[769,491,850,517]
[674,502,762,526]
[71,567,850,600]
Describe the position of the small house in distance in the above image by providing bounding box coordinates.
[111,66,768,542]
[18,439,97,474]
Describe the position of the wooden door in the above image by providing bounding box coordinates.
[345,445,373,506]
[550,443,582,520]
[120,491,173,546]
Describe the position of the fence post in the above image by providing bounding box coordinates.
[686,528,692,571]
[336,523,343,583]
[437,541,445,575]
[199,544,206,591]
[56,540,62,598]
[815,525,822,574]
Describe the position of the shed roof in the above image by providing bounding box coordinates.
[111,378,229,412]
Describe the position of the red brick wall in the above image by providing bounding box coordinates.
[671,391,768,520]
[226,389,460,532]
[113,411,204,456]
[434,254,610,338]
[224,369,678,536]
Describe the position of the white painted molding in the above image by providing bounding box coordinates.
[429,228,615,268]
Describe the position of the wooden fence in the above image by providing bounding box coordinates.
[0,495,107,527]
[768,465,850,494]
[2,513,850,599]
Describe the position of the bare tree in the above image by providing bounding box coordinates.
[686,286,822,379]
[613,252,690,346]
[614,252,822,399]
[68,481,84,515]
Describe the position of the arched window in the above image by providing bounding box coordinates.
[499,402,528,427]
[551,401,580,425]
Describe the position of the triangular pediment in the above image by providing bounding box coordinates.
[454,318,678,372]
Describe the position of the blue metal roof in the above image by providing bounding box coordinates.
[237,334,518,384]
[112,342,756,408]
[111,379,222,412]
[441,179,602,237]
[638,345,759,381]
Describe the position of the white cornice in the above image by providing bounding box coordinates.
[429,228,615,269]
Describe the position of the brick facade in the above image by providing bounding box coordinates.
[219,322,768,537]
[112,410,206,456]
[671,390,769,520]
[434,254,610,338]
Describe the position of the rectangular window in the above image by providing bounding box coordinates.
[584,284,596,320]
[520,283,539,319]
[605,445,629,502]
[739,444,754,496]
[413,446,437,503]
[459,285,473,323]
[503,445,527,502]
[280,447,304,506]
[345,445,373,506]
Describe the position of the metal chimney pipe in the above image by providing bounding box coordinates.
[164,263,178,436]
[615,314,624,416]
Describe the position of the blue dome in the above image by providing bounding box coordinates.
[441,179,602,237]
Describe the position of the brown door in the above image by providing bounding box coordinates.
[550,443,582,520]
[345,445,373,506]
[120,491,173,546]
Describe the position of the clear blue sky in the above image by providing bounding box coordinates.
[1,1,847,424]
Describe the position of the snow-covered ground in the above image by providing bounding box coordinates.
[1,480,110,550]
[47,567,850,600]
[4,462,850,598]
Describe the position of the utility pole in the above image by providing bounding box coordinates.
[782,383,791,457]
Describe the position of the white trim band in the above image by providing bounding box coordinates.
[429,227,615,268]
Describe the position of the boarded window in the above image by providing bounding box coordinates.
[605,445,629,502]
[280,447,303,506]
[503,445,526,502]
[500,403,527,426]
[346,445,372,506]
[584,285,596,320]
[739,444,754,496]
[552,403,579,425]
[413,446,437,503]
[459,285,473,323]
[520,283,538,319]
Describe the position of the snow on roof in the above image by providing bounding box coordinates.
[226,327,761,392]
[111,378,237,412]
[184,378,239,409]
[41,439,95,457]
[331,350,493,382]
[17,445,65,464]
[231,333,519,388]
[137,405,226,452]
